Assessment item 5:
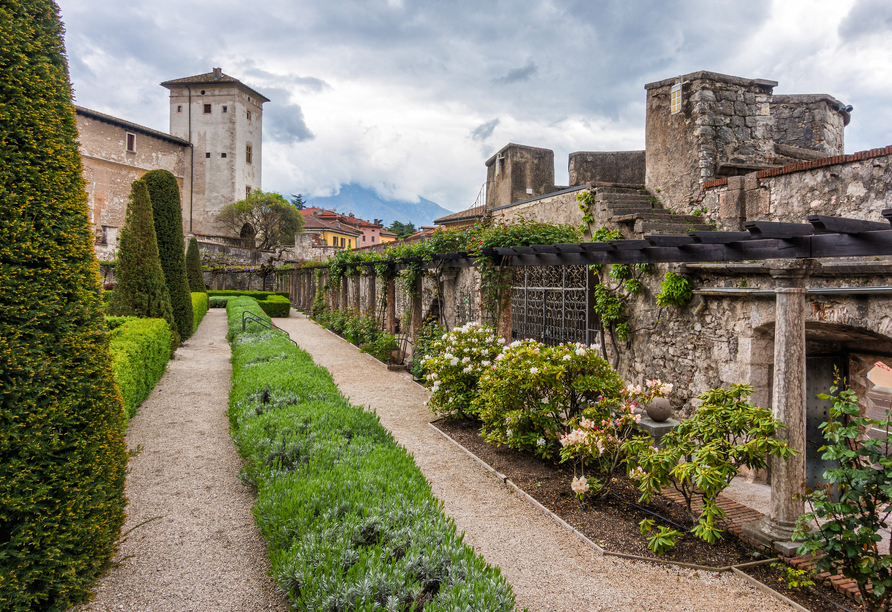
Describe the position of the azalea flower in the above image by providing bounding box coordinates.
[562,354,572,361]
[530,367,539,374]
[576,348,586,357]
[571,476,590,496]
[536,438,546,446]
[450,358,459,366]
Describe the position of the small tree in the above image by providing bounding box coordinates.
[290,193,306,210]
[142,169,193,341]
[388,220,416,239]
[107,179,180,348]
[0,1,128,607]
[628,384,795,543]
[215,190,304,249]
[186,236,206,292]
[794,373,892,612]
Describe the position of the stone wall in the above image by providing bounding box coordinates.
[485,143,557,209]
[489,186,586,227]
[568,151,645,186]
[770,95,847,155]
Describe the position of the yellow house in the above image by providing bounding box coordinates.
[301,215,362,249]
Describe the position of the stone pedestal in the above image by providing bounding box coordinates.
[742,259,816,549]
[637,417,679,447]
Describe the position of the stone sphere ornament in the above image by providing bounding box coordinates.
[646,397,673,422]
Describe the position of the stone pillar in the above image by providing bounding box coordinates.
[340,276,348,312]
[385,278,396,333]
[441,269,458,330]
[410,275,423,348]
[330,273,338,311]
[353,275,361,312]
[743,259,816,553]
[366,274,377,315]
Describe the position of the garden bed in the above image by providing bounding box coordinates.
[433,417,857,612]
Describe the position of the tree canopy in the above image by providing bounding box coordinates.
[388,220,416,239]
[290,193,306,210]
[216,190,304,249]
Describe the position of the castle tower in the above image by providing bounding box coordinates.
[484,143,556,210]
[161,68,269,236]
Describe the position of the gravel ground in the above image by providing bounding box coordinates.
[75,309,289,612]
[276,312,798,612]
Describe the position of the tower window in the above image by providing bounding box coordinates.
[246,186,252,197]
[222,106,228,113]
[221,153,227,158]
[205,152,211,158]
[246,144,252,164]
[126,133,135,152]
[177,105,183,113]
[203,104,212,114]
[670,84,682,114]
[246,111,252,121]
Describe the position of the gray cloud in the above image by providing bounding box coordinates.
[839,0,892,41]
[261,87,315,144]
[470,119,500,142]
[492,61,538,85]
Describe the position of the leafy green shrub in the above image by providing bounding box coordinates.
[256,294,291,318]
[410,320,444,380]
[794,375,892,611]
[628,384,794,543]
[422,323,505,419]
[143,169,193,341]
[656,272,694,307]
[207,290,289,300]
[103,290,114,306]
[225,298,517,611]
[186,236,206,293]
[107,318,172,419]
[0,3,129,607]
[191,292,208,333]
[106,315,139,331]
[106,179,179,350]
[209,296,231,308]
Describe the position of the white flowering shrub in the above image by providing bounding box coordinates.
[476,340,624,463]
[422,323,505,418]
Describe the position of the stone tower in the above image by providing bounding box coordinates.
[485,143,557,210]
[162,68,269,236]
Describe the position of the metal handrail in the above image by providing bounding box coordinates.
[241,310,299,346]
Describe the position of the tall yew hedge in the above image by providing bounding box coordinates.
[0,2,129,609]
[186,236,206,293]
[142,170,194,341]
[107,180,180,349]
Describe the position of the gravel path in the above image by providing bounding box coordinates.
[277,313,796,612]
[77,309,288,612]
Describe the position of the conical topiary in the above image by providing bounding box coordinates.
[107,179,180,348]
[142,169,194,341]
[0,1,129,608]
[186,236,206,293]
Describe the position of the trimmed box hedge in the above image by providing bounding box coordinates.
[191,292,208,333]
[257,294,291,318]
[207,290,289,300]
[225,297,516,611]
[107,317,172,419]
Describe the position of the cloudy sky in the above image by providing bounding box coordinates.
[59,0,892,212]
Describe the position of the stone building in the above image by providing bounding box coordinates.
[77,67,268,258]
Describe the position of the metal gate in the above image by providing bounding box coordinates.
[510,265,599,346]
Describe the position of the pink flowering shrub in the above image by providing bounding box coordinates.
[558,380,672,500]
[422,322,505,418]
[475,340,624,462]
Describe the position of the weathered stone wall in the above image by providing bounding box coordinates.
[568,151,645,186]
[489,186,586,227]
[77,111,189,258]
[770,95,847,155]
[485,143,557,209]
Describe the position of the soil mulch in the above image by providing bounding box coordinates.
[434,417,861,612]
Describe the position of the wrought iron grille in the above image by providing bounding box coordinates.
[511,265,599,346]
[456,288,479,327]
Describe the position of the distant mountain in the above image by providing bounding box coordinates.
[305,184,455,228]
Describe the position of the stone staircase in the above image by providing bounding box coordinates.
[595,186,714,236]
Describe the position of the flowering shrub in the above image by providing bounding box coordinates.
[626,384,794,543]
[557,379,671,500]
[476,340,624,463]
[423,323,505,418]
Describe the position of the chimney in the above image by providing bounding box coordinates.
[212,67,222,80]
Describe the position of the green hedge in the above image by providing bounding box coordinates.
[209,296,231,308]
[107,318,172,419]
[207,290,289,300]
[191,292,208,333]
[225,297,516,611]
[257,294,291,318]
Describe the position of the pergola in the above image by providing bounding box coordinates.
[290,211,892,551]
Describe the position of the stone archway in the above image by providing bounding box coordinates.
[240,223,256,249]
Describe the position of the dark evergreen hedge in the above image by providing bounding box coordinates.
[0,2,129,608]
[185,236,206,293]
[106,180,180,350]
[142,170,193,341]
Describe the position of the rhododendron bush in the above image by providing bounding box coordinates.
[423,323,505,418]
[475,340,624,463]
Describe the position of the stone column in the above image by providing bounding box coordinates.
[330,273,338,311]
[353,275,361,312]
[410,275,423,348]
[340,276,348,312]
[366,274,377,315]
[441,269,458,330]
[385,278,396,333]
[743,259,816,553]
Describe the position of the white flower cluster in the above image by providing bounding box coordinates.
[646,378,674,395]
[571,476,590,496]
